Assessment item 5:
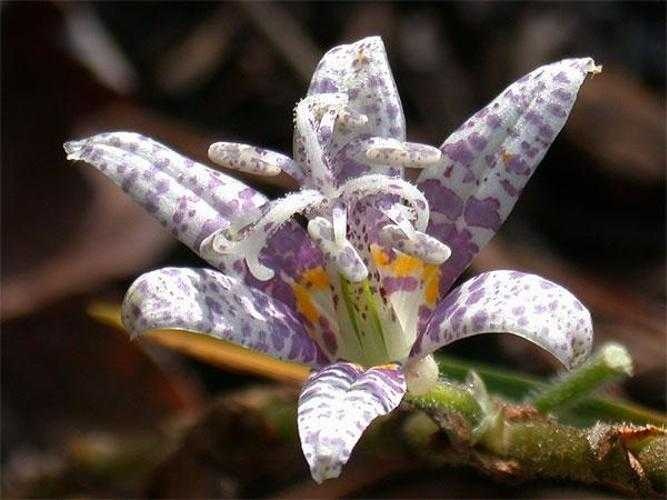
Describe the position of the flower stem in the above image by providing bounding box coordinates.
[405,378,666,496]
[436,352,664,427]
[406,380,483,424]
[532,342,633,414]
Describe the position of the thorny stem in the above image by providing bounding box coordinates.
[532,342,633,414]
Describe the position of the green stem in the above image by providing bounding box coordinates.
[406,380,483,424]
[532,343,633,414]
[406,379,666,495]
[436,354,665,427]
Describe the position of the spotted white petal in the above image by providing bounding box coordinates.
[123,267,329,367]
[308,36,405,141]
[298,362,406,483]
[411,271,593,368]
[417,59,600,301]
[63,132,266,261]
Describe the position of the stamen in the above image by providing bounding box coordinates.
[365,139,442,169]
[332,203,347,244]
[379,224,452,265]
[338,174,430,232]
[209,142,306,183]
[381,203,417,240]
[201,189,326,281]
[208,142,281,176]
[308,216,368,282]
[295,97,336,194]
[337,107,368,130]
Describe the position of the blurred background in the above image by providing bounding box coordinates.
[2,1,665,497]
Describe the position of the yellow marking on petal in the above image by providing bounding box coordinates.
[500,149,514,165]
[371,245,391,267]
[422,263,441,307]
[391,254,424,277]
[292,283,321,325]
[300,266,330,290]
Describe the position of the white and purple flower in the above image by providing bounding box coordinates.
[65,37,598,483]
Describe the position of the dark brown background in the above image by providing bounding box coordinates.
[2,1,665,497]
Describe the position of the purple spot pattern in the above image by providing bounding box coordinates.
[122,267,328,367]
[298,361,406,483]
[209,142,305,182]
[64,41,599,485]
[410,270,593,369]
[308,36,406,143]
[64,132,327,318]
[417,58,599,301]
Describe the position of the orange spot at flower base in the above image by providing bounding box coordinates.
[391,254,423,277]
[371,245,391,266]
[293,283,320,324]
[300,267,330,290]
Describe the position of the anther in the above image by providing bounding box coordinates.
[365,139,442,169]
[208,142,282,176]
[379,224,451,265]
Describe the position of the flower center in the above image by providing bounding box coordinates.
[204,93,452,365]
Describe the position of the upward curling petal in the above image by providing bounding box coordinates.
[64,132,266,259]
[123,267,328,367]
[64,132,328,307]
[411,271,593,369]
[417,58,600,300]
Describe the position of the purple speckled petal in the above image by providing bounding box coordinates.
[64,132,258,259]
[123,266,329,367]
[298,362,406,483]
[308,36,406,142]
[410,270,594,369]
[417,59,600,300]
[64,131,327,308]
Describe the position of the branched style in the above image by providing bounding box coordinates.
[65,36,599,483]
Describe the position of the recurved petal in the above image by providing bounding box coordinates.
[64,132,265,271]
[308,36,405,140]
[410,271,593,369]
[64,132,328,310]
[417,59,600,300]
[123,267,329,367]
[298,362,406,483]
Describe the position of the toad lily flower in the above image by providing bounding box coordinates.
[64,37,598,483]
